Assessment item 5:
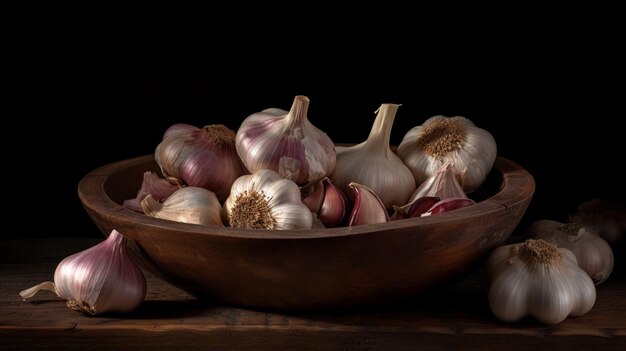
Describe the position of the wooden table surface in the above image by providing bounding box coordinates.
[1,237,624,350]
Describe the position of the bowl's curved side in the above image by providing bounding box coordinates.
[78,155,535,310]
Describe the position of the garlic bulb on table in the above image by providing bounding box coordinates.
[141,186,224,226]
[235,95,336,188]
[487,239,596,325]
[20,230,146,315]
[397,115,497,193]
[223,169,313,230]
[526,219,613,284]
[330,104,416,209]
[155,123,248,201]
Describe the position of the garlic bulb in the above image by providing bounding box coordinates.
[235,95,336,187]
[123,171,180,213]
[223,169,313,230]
[570,198,626,245]
[155,123,248,201]
[20,230,146,315]
[487,239,596,325]
[141,187,223,226]
[397,115,497,193]
[526,220,614,284]
[330,104,416,209]
[347,182,389,226]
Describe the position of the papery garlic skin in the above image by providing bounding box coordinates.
[235,95,336,188]
[123,171,179,213]
[20,230,146,315]
[330,104,416,209]
[527,219,614,284]
[223,169,313,230]
[487,239,596,325]
[141,187,224,226]
[155,123,248,201]
[347,182,389,226]
[397,116,496,193]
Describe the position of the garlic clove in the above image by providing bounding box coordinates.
[391,196,440,220]
[20,230,146,315]
[123,171,180,213]
[155,124,249,201]
[526,219,614,285]
[347,182,389,226]
[421,197,475,216]
[318,177,349,228]
[406,161,467,203]
[223,169,313,230]
[397,115,497,193]
[235,95,336,187]
[330,104,416,209]
[141,187,224,226]
[301,179,325,213]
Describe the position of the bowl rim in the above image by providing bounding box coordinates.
[78,154,535,240]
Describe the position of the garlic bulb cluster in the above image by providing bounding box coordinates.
[487,239,596,325]
[397,115,496,193]
[155,123,248,201]
[330,104,416,209]
[141,187,223,226]
[223,169,313,230]
[235,95,336,188]
[570,198,626,245]
[526,219,613,284]
[20,230,146,315]
[123,171,180,213]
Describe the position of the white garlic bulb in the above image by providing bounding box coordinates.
[397,115,496,193]
[487,239,596,325]
[526,219,614,285]
[330,104,416,209]
[141,187,224,226]
[223,169,313,230]
[20,230,146,315]
[235,95,336,188]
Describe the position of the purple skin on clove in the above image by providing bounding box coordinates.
[123,171,179,213]
[348,182,389,226]
[318,178,349,227]
[422,198,475,216]
[390,196,441,220]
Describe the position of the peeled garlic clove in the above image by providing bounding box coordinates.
[527,219,614,285]
[123,171,180,213]
[235,95,336,188]
[301,179,325,213]
[318,177,349,227]
[407,161,467,203]
[330,104,416,209]
[397,115,496,193]
[141,187,224,226]
[20,230,146,315]
[223,169,313,230]
[421,197,475,216]
[569,198,626,245]
[155,123,248,201]
[347,182,389,226]
[391,196,441,220]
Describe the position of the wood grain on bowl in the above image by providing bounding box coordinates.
[78,154,534,311]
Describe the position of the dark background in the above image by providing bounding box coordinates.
[9,22,624,239]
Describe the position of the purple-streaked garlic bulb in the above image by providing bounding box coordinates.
[235,95,336,188]
[155,123,248,202]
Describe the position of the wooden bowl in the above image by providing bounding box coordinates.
[78,154,534,311]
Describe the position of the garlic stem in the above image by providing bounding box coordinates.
[285,95,310,126]
[19,281,58,300]
[365,104,400,155]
